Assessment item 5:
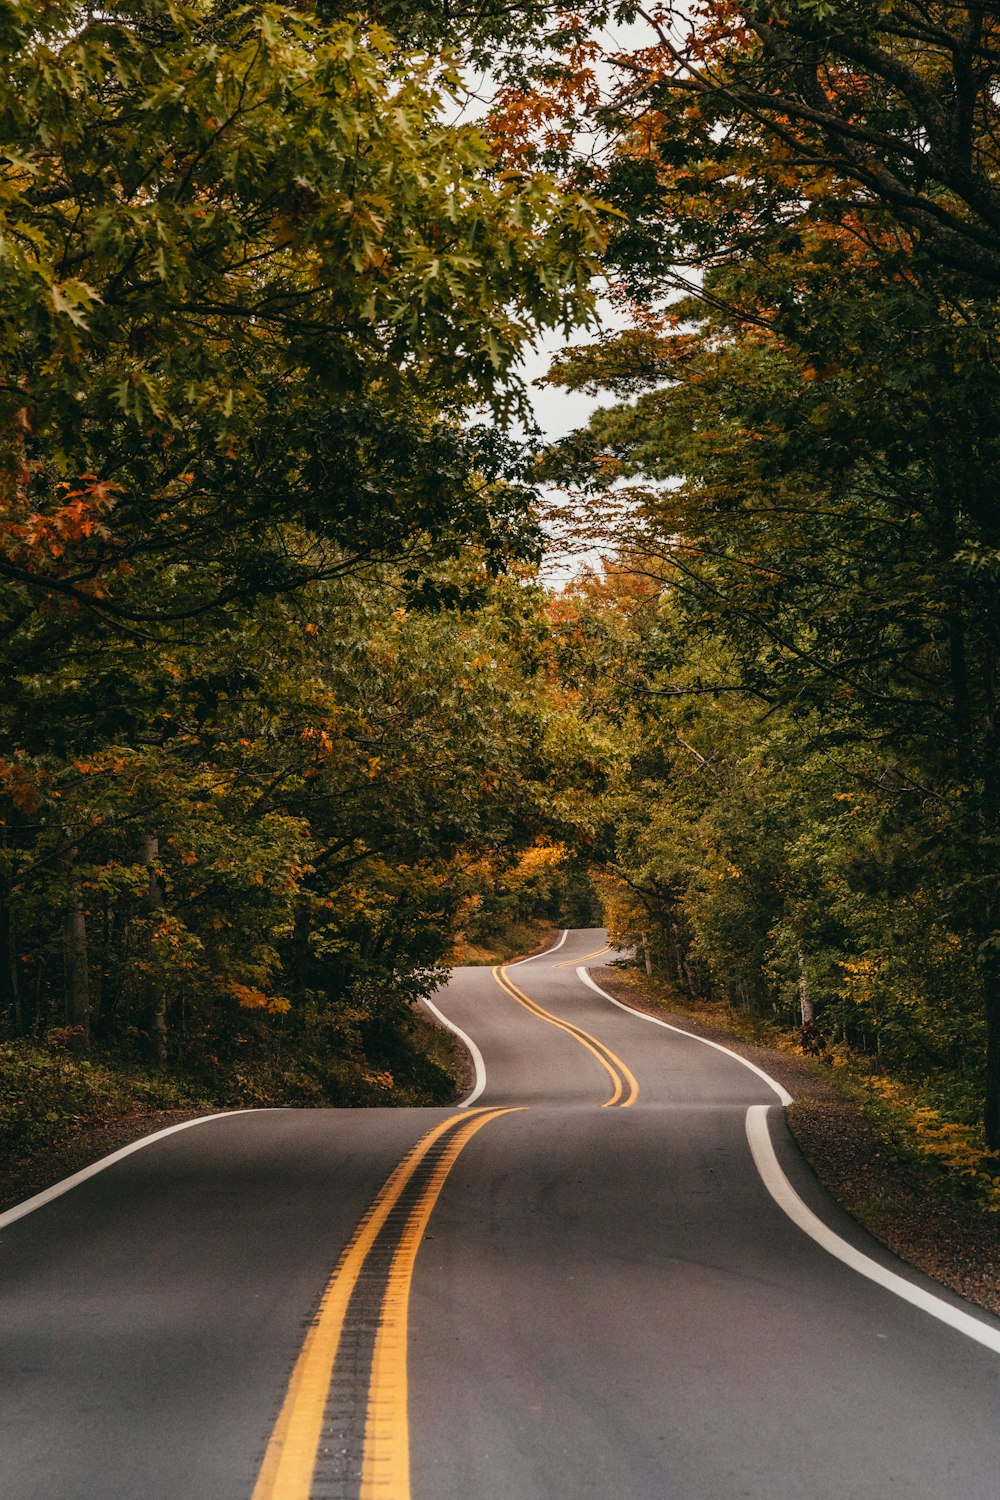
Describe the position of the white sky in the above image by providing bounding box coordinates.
[458,15,659,582]
[516,319,613,584]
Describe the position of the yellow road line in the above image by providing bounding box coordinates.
[251,1109,498,1500]
[495,967,622,1106]
[359,1107,520,1499]
[493,966,639,1108]
[552,943,612,969]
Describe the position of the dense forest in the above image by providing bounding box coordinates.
[2,2,1000,1196]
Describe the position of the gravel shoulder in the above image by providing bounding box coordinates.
[592,965,1000,1319]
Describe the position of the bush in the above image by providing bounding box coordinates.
[0,1042,203,1161]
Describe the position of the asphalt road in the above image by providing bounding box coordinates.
[1,927,999,1499]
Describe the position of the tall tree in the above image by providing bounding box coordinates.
[515,2,1000,1144]
[624,1,1000,289]
[0,1,603,628]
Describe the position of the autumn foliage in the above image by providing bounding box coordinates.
[0,0,605,1116]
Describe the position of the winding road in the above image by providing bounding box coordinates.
[1,928,998,1499]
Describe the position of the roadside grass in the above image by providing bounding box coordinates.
[603,965,1000,1213]
[449,920,558,967]
[0,1041,208,1165]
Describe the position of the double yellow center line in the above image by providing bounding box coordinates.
[252,1106,519,1500]
[491,963,638,1108]
[551,942,612,969]
[253,949,634,1498]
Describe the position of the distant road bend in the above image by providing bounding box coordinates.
[1,928,998,1499]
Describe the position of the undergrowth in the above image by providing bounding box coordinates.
[0,1042,208,1164]
[0,1007,462,1175]
[449,920,558,967]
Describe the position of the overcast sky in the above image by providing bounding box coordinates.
[459,16,657,580]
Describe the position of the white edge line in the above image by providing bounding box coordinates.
[506,929,568,967]
[578,966,1000,1353]
[577,969,793,1107]
[0,1109,260,1233]
[747,1104,1000,1355]
[422,996,486,1108]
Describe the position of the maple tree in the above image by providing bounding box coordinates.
[620,1,1000,288]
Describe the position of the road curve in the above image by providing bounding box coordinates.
[1,927,998,1499]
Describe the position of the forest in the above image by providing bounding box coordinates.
[2,0,999,1203]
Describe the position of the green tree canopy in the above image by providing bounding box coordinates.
[0,1,603,626]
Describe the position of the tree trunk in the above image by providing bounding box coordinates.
[139,834,167,1065]
[289,897,312,1003]
[977,620,1000,1149]
[0,874,21,1034]
[63,849,90,1047]
[984,946,1000,1151]
[671,920,695,997]
[641,932,652,977]
[797,949,815,1028]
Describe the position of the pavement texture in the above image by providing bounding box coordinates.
[1,928,998,1499]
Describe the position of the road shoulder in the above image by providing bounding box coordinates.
[591,965,1000,1319]
[0,1108,215,1216]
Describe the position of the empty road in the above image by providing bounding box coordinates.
[1,927,998,1499]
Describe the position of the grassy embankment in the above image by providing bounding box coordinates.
[449,921,559,967]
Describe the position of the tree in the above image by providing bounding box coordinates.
[0,1,603,628]
[543,225,1000,1138]
[0,1,613,1100]
[0,543,616,1099]
[624,1,1000,289]
[479,0,1000,1146]
[549,558,988,1107]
